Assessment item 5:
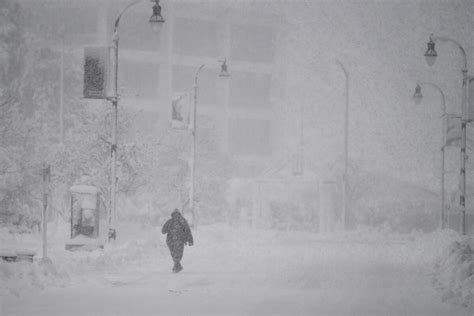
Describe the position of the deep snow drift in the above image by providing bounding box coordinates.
[432,239,474,308]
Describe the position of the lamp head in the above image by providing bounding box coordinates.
[219,59,230,77]
[424,34,437,67]
[413,84,423,105]
[149,0,165,33]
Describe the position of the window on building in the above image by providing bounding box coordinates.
[231,24,274,63]
[230,71,272,108]
[26,3,97,46]
[228,119,272,155]
[173,18,218,57]
[172,65,217,105]
[119,60,160,99]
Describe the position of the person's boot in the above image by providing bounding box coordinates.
[174,262,183,273]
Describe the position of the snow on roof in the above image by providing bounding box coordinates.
[70,185,100,195]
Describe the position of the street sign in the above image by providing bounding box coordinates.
[83,46,110,99]
[468,77,474,122]
[446,114,462,147]
[171,92,192,129]
[445,114,473,149]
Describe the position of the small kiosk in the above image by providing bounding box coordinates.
[66,185,103,251]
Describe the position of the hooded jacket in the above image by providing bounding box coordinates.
[161,209,193,245]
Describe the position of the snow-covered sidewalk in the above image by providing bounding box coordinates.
[1,223,473,315]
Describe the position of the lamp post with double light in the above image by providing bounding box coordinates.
[107,0,164,241]
[413,82,447,229]
[424,33,470,234]
[189,60,230,227]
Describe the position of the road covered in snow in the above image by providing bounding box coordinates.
[1,223,473,315]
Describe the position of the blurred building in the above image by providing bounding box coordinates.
[21,0,292,178]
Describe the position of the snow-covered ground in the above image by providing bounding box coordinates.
[1,221,473,315]
[432,239,474,308]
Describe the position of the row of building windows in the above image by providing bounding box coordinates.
[23,0,277,157]
[25,3,275,63]
[137,111,272,156]
[118,16,275,63]
[228,119,272,155]
[119,61,272,109]
[172,17,275,63]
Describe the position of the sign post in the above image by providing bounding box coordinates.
[42,164,50,260]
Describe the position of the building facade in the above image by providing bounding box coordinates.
[22,0,292,178]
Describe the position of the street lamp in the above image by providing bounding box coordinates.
[413,84,423,105]
[219,59,230,78]
[149,0,165,33]
[108,0,164,242]
[423,33,469,234]
[335,59,349,231]
[424,35,437,67]
[189,60,230,227]
[412,82,447,229]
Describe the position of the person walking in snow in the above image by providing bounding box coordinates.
[161,209,193,273]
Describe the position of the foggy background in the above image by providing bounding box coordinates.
[1,0,473,234]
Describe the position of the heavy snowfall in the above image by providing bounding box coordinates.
[1,0,474,315]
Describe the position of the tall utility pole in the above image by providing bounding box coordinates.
[189,61,229,228]
[190,64,204,228]
[425,34,470,234]
[109,27,119,242]
[106,0,164,242]
[335,59,349,230]
[413,82,447,229]
[59,36,64,145]
[460,68,468,235]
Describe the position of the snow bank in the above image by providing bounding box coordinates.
[0,239,167,296]
[432,238,474,308]
[47,223,169,284]
[0,260,69,297]
[0,220,168,296]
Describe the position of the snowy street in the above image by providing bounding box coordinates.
[2,224,472,315]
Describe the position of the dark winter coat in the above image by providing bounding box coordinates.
[161,210,193,246]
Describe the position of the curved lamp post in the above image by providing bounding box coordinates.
[189,60,230,227]
[413,82,447,229]
[424,33,469,234]
[335,59,349,230]
[108,0,164,242]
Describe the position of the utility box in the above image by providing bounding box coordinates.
[66,185,103,251]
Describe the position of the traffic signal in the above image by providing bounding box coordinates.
[83,46,110,99]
